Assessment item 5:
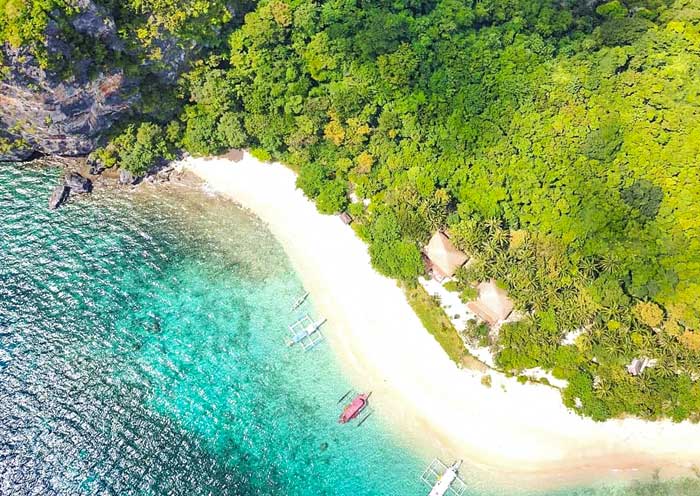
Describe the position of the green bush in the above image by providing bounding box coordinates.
[99,123,173,175]
[296,162,328,198]
[250,148,272,162]
[217,112,248,149]
[369,240,424,281]
[316,179,348,214]
[595,1,628,19]
[459,286,478,302]
[442,281,460,292]
[181,110,223,156]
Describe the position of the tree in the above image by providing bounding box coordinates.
[316,179,348,214]
[633,301,664,328]
[217,112,248,149]
[296,161,328,198]
[377,43,419,88]
[620,179,663,224]
[181,108,224,156]
[369,240,423,281]
[106,123,172,175]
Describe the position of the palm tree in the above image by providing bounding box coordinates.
[600,304,626,322]
[580,257,600,279]
[481,238,500,259]
[576,331,594,354]
[492,226,509,248]
[599,253,621,275]
[654,359,677,379]
[593,375,614,399]
[463,256,488,282]
[484,217,502,236]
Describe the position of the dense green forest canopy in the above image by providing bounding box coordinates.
[0,0,245,73]
[4,0,700,421]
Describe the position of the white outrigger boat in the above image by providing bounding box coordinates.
[286,314,326,350]
[421,459,467,496]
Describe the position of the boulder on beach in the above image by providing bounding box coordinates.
[64,172,92,193]
[86,155,106,175]
[48,185,71,209]
[119,169,141,185]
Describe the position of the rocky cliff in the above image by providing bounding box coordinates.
[0,1,134,160]
[0,0,217,161]
[0,52,138,160]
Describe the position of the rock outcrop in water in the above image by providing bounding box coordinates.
[48,185,71,210]
[64,172,92,193]
[46,169,94,210]
[86,155,107,175]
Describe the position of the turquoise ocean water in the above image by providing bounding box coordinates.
[1,163,698,496]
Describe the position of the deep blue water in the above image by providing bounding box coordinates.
[1,163,698,496]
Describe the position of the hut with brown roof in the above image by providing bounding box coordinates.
[339,211,353,225]
[424,231,469,281]
[467,280,514,325]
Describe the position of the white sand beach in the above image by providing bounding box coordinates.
[181,151,700,491]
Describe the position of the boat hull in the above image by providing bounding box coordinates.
[338,394,368,423]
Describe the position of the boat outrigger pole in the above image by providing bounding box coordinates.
[291,291,309,311]
[286,314,326,350]
[337,389,353,404]
[356,410,373,427]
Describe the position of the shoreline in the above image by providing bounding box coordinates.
[181,151,700,491]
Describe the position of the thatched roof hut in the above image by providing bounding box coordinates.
[467,280,514,325]
[424,231,468,280]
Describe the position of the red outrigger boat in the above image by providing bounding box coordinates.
[338,392,370,424]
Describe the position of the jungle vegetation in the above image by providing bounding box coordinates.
[4,0,700,421]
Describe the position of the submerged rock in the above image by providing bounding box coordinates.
[48,185,71,209]
[64,172,92,193]
[154,165,174,182]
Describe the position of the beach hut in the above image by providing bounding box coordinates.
[626,357,656,376]
[339,211,353,225]
[467,280,514,326]
[424,231,469,281]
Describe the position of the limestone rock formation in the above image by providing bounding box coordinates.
[48,185,71,209]
[0,0,198,161]
[0,56,138,159]
[64,172,92,193]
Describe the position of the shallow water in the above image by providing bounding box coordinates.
[1,163,698,496]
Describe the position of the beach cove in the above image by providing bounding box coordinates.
[183,151,700,492]
[0,162,427,495]
[2,159,700,496]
